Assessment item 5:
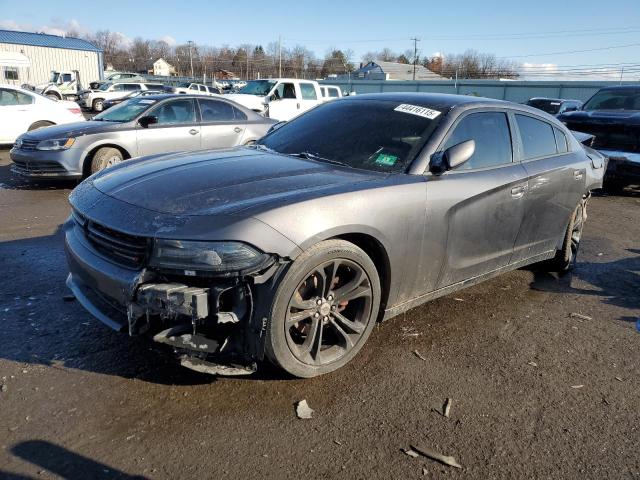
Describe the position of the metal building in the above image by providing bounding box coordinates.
[0,29,103,87]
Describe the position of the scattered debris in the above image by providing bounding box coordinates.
[597,252,603,256]
[571,385,584,389]
[295,399,314,419]
[333,440,342,446]
[569,313,592,321]
[403,448,420,458]
[410,444,462,469]
[0,384,7,393]
[527,361,538,367]
[62,294,76,302]
[413,350,427,361]
[615,376,623,382]
[443,398,452,418]
[453,298,464,302]
[422,467,428,476]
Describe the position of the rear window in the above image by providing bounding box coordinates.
[515,114,558,160]
[259,99,444,173]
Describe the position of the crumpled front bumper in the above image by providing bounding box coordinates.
[599,150,640,184]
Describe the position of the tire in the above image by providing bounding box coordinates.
[265,239,381,378]
[90,147,123,174]
[28,121,54,131]
[92,98,105,112]
[45,93,60,101]
[545,198,588,274]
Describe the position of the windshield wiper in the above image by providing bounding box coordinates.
[289,152,350,168]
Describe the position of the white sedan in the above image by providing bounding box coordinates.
[0,84,85,144]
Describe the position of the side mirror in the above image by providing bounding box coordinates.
[138,115,158,128]
[429,139,475,175]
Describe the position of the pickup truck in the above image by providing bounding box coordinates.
[171,82,216,95]
[78,82,165,112]
[320,85,343,101]
[226,79,323,121]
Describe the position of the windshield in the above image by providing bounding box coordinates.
[527,99,562,114]
[583,88,640,111]
[238,80,277,96]
[98,83,112,91]
[258,99,444,173]
[50,72,60,83]
[93,98,157,122]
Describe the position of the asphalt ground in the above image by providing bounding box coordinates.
[0,147,638,480]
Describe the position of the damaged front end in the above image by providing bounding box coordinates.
[64,212,289,376]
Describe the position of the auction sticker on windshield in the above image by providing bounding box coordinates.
[394,104,441,120]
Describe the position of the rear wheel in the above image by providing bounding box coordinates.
[265,240,381,378]
[92,98,105,112]
[545,198,587,274]
[90,147,123,174]
[28,121,54,131]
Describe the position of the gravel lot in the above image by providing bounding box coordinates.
[0,147,638,480]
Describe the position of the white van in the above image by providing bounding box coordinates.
[226,79,323,121]
[319,85,343,101]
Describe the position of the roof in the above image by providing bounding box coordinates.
[356,61,443,81]
[343,92,506,108]
[0,29,101,52]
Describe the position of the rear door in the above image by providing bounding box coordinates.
[136,98,201,155]
[299,82,320,113]
[197,98,246,149]
[510,113,585,262]
[425,110,529,289]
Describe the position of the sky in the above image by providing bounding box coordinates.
[1,0,640,80]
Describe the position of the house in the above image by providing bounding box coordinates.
[214,69,237,80]
[352,60,443,81]
[149,58,176,77]
[0,29,102,86]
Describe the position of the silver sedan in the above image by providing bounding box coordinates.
[10,94,277,178]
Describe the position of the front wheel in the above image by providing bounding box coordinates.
[92,99,104,112]
[90,147,123,174]
[265,240,381,378]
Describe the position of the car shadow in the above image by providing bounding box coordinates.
[0,162,79,191]
[2,440,148,479]
[527,248,640,320]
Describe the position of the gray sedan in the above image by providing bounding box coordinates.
[10,94,276,178]
[64,93,606,378]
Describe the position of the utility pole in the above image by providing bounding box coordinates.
[620,66,624,84]
[411,37,420,81]
[278,35,282,77]
[188,40,194,79]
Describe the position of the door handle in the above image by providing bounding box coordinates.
[189,129,199,135]
[297,103,300,109]
[234,127,242,133]
[510,185,526,198]
[573,169,583,180]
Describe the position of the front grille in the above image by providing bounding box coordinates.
[19,139,40,151]
[566,121,640,153]
[74,212,150,267]
[11,158,68,174]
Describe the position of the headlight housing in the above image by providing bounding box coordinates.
[149,240,271,274]
[36,137,75,151]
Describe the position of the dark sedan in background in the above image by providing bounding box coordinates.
[64,93,605,378]
[559,85,640,192]
[10,94,276,178]
[526,97,582,116]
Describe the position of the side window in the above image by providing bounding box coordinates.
[112,84,125,92]
[199,85,207,92]
[554,127,568,154]
[152,99,196,125]
[515,114,558,160]
[189,84,199,91]
[274,82,296,100]
[0,89,33,105]
[123,84,141,91]
[4,68,19,81]
[198,99,235,122]
[61,73,73,82]
[300,83,317,100]
[328,87,339,98]
[442,112,513,171]
[233,107,247,120]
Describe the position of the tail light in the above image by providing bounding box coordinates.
[68,107,82,115]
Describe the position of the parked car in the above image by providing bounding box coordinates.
[320,85,343,101]
[171,82,213,95]
[207,86,222,95]
[226,78,324,120]
[89,72,145,90]
[102,89,167,110]
[10,94,275,178]
[558,86,640,192]
[0,84,84,145]
[79,82,164,112]
[526,97,582,116]
[63,93,604,378]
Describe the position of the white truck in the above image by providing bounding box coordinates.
[33,70,85,101]
[226,79,323,121]
[171,82,217,95]
[319,85,343,100]
[78,82,164,112]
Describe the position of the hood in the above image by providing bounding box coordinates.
[559,109,640,125]
[21,120,131,140]
[224,93,266,111]
[90,148,384,216]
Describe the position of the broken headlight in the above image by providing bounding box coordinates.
[150,240,270,273]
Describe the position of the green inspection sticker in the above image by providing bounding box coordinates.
[375,153,398,166]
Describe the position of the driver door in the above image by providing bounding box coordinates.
[267,82,300,121]
[136,98,201,156]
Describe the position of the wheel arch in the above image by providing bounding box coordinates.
[81,143,132,177]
